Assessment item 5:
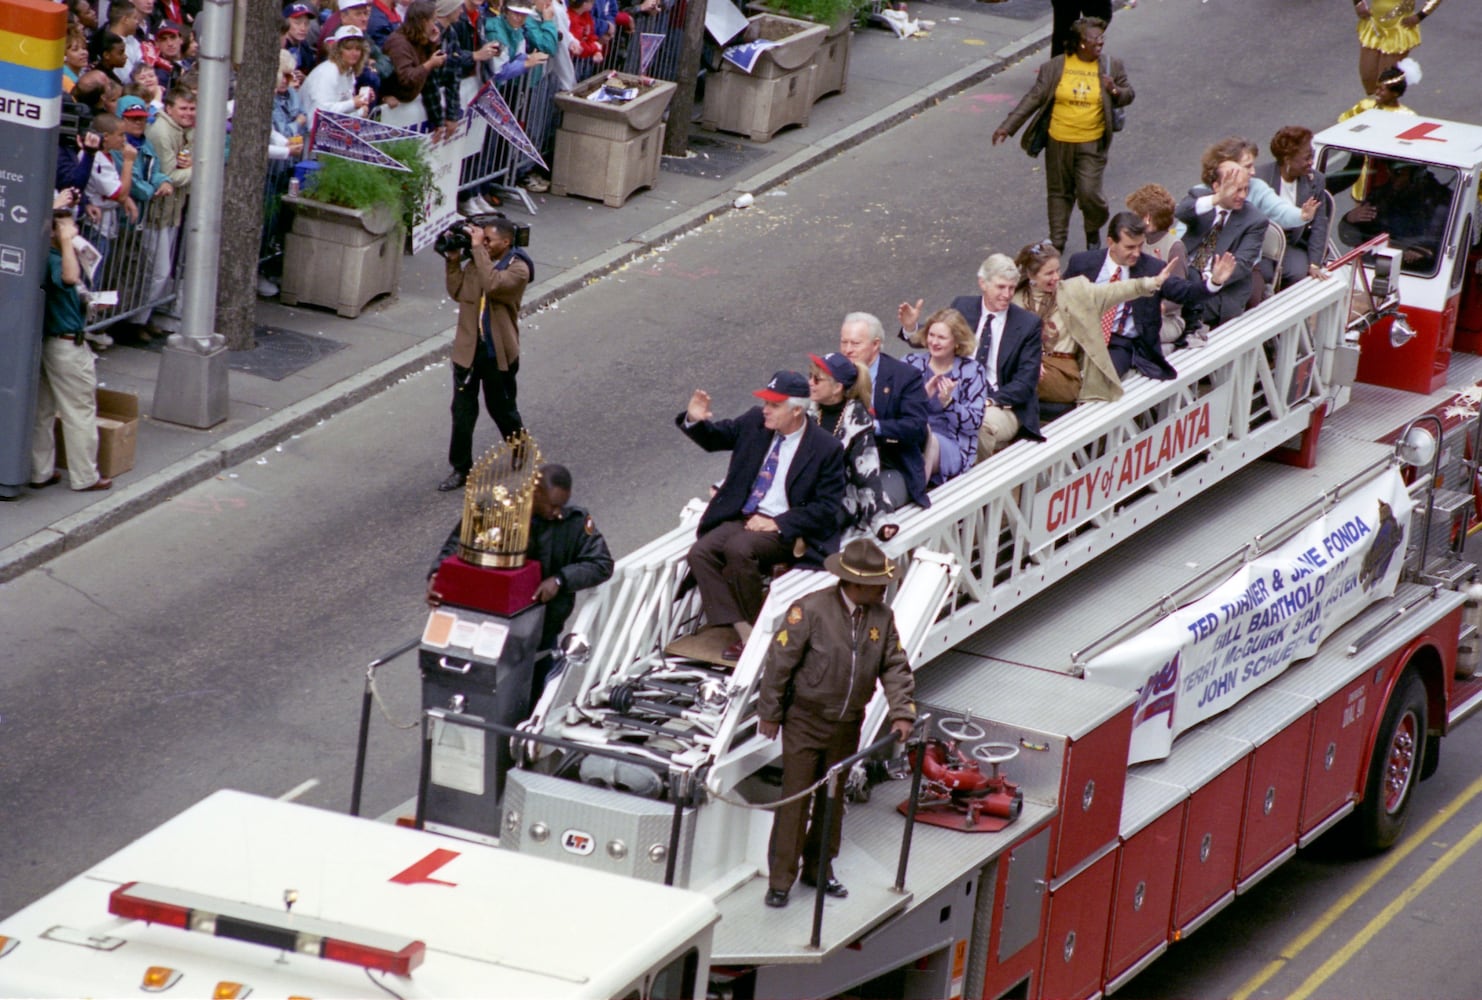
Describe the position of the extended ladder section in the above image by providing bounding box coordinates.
[538,270,1359,794]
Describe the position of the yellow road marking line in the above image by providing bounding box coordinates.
[1288,817,1482,1000]
[1231,771,1482,1000]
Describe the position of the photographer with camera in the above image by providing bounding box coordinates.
[438,214,534,493]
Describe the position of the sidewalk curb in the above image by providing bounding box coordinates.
[0,22,1050,585]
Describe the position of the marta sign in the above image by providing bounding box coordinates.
[0,0,66,497]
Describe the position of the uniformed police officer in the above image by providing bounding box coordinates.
[430,464,614,698]
[756,538,916,908]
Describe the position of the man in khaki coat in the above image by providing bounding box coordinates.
[439,215,532,492]
[756,538,916,908]
[140,85,194,339]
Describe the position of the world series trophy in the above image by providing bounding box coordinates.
[420,431,548,826]
[457,431,543,569]
[432,430,545,614]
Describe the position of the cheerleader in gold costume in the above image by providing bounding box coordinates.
[1354,0,1441,94]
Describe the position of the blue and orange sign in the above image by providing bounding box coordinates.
[0,0,66,129]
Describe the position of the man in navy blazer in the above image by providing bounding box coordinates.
[679,372,846,649]
[839,313,931,510]
[1176,165,1267,329]
[1065,213,1220,378]
[898,255,1043,457]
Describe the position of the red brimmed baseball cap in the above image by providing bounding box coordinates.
[753,370,809,402]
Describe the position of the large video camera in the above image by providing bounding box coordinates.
[433,212,531,256]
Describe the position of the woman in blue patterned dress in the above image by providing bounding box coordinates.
[905,308,988,486]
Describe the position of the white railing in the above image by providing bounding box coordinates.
[540,269,1356,791]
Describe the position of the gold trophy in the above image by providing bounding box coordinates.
[458,431,543,568]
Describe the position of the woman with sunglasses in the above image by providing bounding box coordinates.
[806,352,898,543]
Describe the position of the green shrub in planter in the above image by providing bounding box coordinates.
[303,137,439,235]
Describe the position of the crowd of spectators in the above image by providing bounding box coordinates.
[28,5,1438,517]
[50,0,666,345]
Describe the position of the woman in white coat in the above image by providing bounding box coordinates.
[300,25,372,125]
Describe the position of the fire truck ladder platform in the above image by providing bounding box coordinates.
[940,348,1482,681]
[553,268,1360,798]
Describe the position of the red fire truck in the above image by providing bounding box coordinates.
[7,111,1482,999]
[476,110,1482,999]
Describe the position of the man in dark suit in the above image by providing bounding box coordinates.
[839,313,931,510]
[898,254,1044,457]
[1254,126,1329,290]
[1177,163,1267,329]
[1065,213,1232,377]
[895,252,1000,347]
[680,372,846,659]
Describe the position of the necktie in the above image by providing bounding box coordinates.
[1100,269,1122,344]
[1192,209,1228,274]
[981,315,998,389]
[741,436,782,515]
[478,293,494,357]
[851,606,864,643]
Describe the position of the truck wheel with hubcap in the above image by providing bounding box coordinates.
[1354,670,1427,852]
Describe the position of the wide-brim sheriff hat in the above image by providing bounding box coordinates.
[825,538,895,586]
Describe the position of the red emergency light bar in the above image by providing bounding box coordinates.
[109,882,425,977]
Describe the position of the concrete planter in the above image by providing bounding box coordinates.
[279,196,403,319]
[809,16,853,102]
[551,73,677,208]
[701,14,827,142]
[745,2,854,103]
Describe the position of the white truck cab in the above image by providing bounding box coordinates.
[0,790,717,999]
[1315,109,1482,393]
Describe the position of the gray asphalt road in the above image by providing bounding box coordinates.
[5,0,1482,994]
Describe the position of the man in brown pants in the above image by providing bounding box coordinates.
[756,538,916,908]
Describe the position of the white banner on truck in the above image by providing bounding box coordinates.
[1085,468,1412,763]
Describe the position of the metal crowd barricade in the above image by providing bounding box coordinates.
[77,208,184,335]
[568,0,689,82]
[455,68,557,214]
[456,0,689,208]
[259,155,297,271]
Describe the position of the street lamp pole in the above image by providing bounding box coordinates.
[151,0,232,429]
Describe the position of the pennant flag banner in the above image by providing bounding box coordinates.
[721,40,780,74]
[1084,468,1413,764]
[469,84,547,171]
[639,32,665,73]
[310,110,410,171]
[356,117,426,145]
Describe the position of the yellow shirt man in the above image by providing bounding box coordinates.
[1048,54,1103,144]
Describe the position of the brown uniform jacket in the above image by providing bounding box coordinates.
[757,586,916,727]
[446,246,528,370]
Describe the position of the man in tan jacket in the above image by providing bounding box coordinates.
[439,215,532,492]
[756,538,916,907]
[140,85,194,339]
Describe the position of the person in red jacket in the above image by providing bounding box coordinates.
[567,0,603,61]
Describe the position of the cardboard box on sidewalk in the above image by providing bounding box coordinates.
[55,389,140,479]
